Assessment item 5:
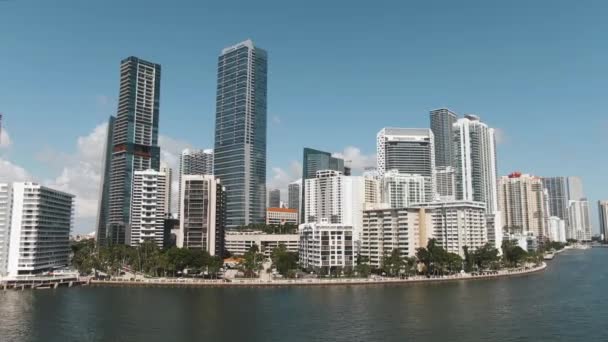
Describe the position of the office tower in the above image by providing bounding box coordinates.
[266,208,298,225]
[95,115,116,246]
[430,108,457,168]
[548,216,567,242]
[436,166,456,200]
[3,183,74,277]
[0,183,10,276]
[214,39,267,229]
[100,57,161,245]
[380,170,426,208]
[304,170,365,243]
[568,199,591,241]
[598,200,608,242]
[301,148,348,223]
[299,222,354,272]
[376,128,435,201]
[288,180,301,212]
[542,177,569,222]
[160,165,172,216]
[497,173,547,238]
[178,148,213,218]
[130,170,167,247]
[178,175,226,256]
[567,176,585,201]
[269,189,281,208]
[453,115,498,213]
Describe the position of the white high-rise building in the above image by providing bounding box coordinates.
[547,216,567,243]
[299,221,354,272]
[453,115,498,213]
[568,199,591,241]
[160,165,173,216]
[130,169,167,247]
[567,176,584,202]
[178,148,214,218]
[178,175,225,256]
[380,170,426,208]
[376,128,435,201]
[598,200,608,242]
[435,166,456,201]
[1,183,74,277]
[0,184,11,276]
[304,170,365,244]
[498,173,547,239]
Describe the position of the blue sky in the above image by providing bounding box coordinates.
[1,0,607,233]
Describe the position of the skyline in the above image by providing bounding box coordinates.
[1,1,607,233]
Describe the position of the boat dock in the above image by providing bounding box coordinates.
[1,274,87,291]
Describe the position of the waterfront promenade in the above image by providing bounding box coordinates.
[89,262,546,288]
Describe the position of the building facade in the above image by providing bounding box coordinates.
[376,128,435,201]
[435,166,456,201]
[98,57,161,246]
[224,231,299,256]
[380,170,426,208]
[95,115,116,246]
[2,183,74,277]
[568,199,591,241]
[430,108,457,168]
[300,148,348,223]
[598,200,608,242]
[0,184,10,276]
[269,189,281,208]
[213,39,267,229]
[178,175,226,256]
[541,177,569,223]
[130,170,168,247]
[299,222,354,273]
[266,207,298,225]
[498,173,547,239]
[547,216,567,243]
[453,115,498,213]
[178,148,214,218]
[160,165,172,216]
[288,180,301,212]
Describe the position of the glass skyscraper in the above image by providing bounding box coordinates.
[214,40,267,229]
[430,108,457,168]
[96,57,161,245]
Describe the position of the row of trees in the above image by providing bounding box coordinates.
[72,240,223,278]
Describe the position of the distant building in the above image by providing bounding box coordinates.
[568,199,591,241]
[288,180,301,211]
[266,207,298,225]
[178,148,213,217]
[224,231,299,256]
[376,128,435,201]
[269,189,281,208]
[299,222,354,273]
[178,175,226,256]
[0,183,74,277]
[430,108,457,168]
[498,173,547,239]
[542,177,569,223]
[598,200,608,242]
[160,165,173,216]
[435,166,456,201]
[213,39,267,229]
[130,170,167,247]
[0,183,11,276]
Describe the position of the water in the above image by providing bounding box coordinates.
[1,249,607,342]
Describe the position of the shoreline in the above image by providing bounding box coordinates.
[88,262,547,288]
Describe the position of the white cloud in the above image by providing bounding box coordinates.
[0,128,12,149]
[267,160,301,201]
[0,158,31,182]
[332,146,377,174]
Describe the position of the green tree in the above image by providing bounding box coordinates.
[240,245,265,277]
[271,244,298,277]
[502,240,528,267]
[381,249,404,277]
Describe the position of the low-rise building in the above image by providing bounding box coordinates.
[266,207,298,225]
[224,231,299,256]
[299,221,354,273]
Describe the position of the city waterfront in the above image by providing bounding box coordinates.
[0,248,605,342]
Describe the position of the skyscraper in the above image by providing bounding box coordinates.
[435,166,456,200]
[376,128,435,201]
[598,200,608,242]
[214,39,267,229]
[0,183,10,276]
[95,115,116,246]
[288,180,301,212]
[568,199,591,241]
[269,189,281,208]
[97,57,161,245]
[453,115,498,213]
[542,177,569,222]
[178,148,214,217]
[130,170,167,247]
[301,148,348,223]
[160,165,172,216]
[380,170,426,208]
[430,108,457,168]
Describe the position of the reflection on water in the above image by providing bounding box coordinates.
[1,249,607,342]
